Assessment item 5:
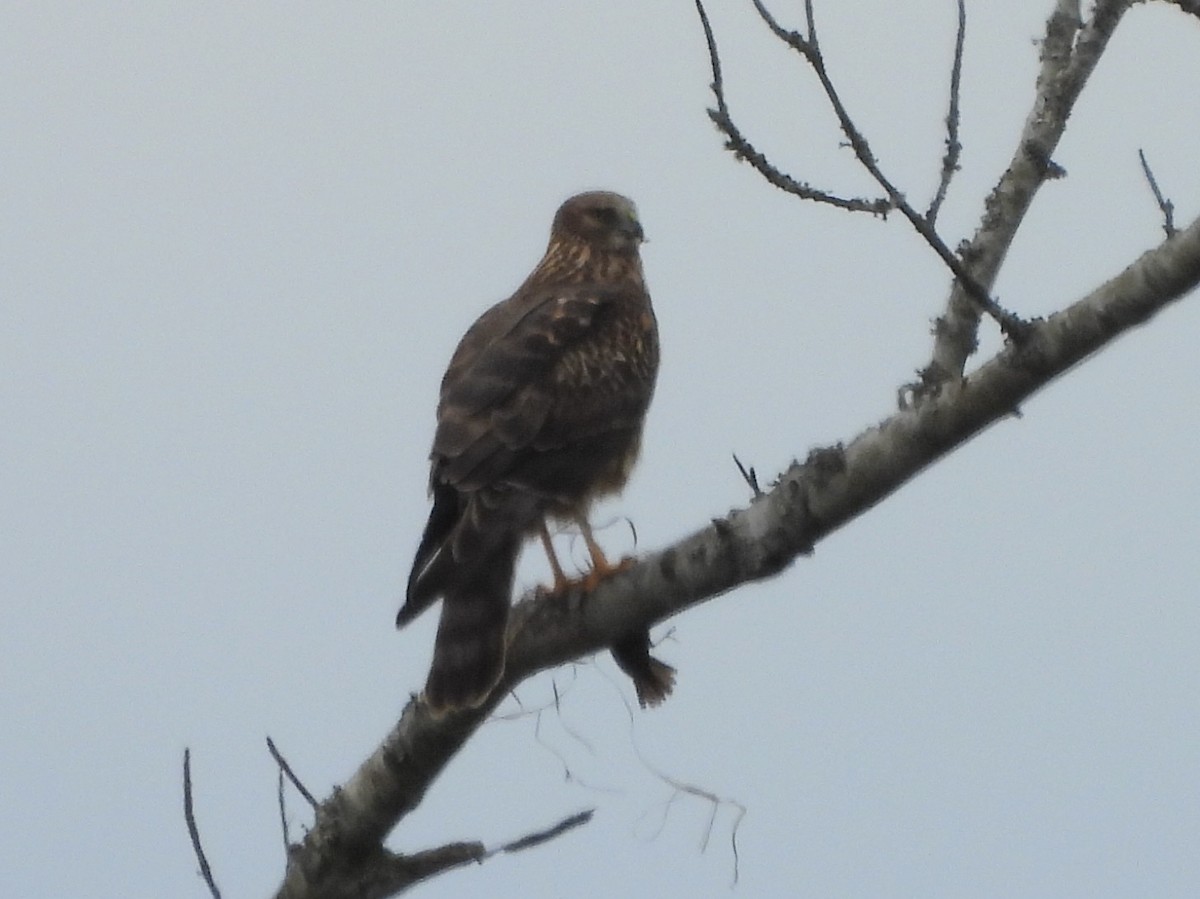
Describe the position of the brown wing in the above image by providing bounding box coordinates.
[405,282,654,613]
[433,282,657,499]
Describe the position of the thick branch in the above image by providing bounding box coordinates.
[275,213,1200,899]
[1161,0,1200,19]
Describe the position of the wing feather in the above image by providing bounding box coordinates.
[432,285,648,495]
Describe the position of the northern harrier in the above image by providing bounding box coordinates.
[397,191,674,713]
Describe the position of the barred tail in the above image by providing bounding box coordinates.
[423,534,520,713]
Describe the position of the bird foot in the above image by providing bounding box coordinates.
[535,556,635,597]
[580,555,635,592]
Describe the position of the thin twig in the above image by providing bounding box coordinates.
[634,748,748,887]
[534,705,577,783]
[183,749,222,899]
[266,736,318,809]
[490,809,595,856]
[1138,149,1177,238]
[797,0,1028,339]
[694,0,890,214]
[751,0,811,46]
[721,0,1023,337]
[277,768,290,854]
[551,684,598,758]
[926,0,966,225]
[732,453,762,498]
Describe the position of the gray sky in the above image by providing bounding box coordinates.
[4,2,1200,897]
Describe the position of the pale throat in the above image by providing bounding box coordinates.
[534,239,645,286]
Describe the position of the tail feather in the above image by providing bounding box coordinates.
[423,535,519,713]
[402,484,540,713]
[399,482,462,628]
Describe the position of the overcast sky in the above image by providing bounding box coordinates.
[4,2,1200,897]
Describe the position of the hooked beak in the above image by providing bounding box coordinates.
[620,215,645,244]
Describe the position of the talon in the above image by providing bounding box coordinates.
[581,555,635,592]
[538,515,637,595]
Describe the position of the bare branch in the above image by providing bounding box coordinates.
[489,809,595,856]
[183,749,222,899]
[275,212,1200,898]
[382,841,486,892]
[283,810,592,899]
[751,0,811,48]
[277,769,290,855]
[732,453,762,498]
[267,736,318,810]
[790,0,1026,339]
[926,0,967,226]
[723,0,1020,336]
[921,0,1132,390]
[1160,0,1200,18]
[1138,149,1177,238]
[693,0,890,214]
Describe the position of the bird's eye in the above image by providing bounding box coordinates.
[591,206,619,225]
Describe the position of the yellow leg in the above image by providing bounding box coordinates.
[576,515,633,589]
[538,519,569,593]
[576,515,614,575]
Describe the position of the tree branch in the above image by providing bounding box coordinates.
[275,213,1200,899]
[794,0,1026,339]
[922,0,1133,390]
[1159,0,1200,20]
[183,749,222,899]
[268,735,319,809]
[487,808,594,857]
[1138,148,1177,238]
[709,0,1023,338]
[926,0,967,226]
[694,0,891,215]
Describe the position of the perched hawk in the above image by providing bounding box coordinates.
[397,191,675,713]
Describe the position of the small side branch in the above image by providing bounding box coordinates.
[926,0,967,226]
[267,736,319,809]
[283,810,593,897]
[183,749,222,899]
[694,0,890,214]
[732,453,763,498]
[276,768,290,854]
[714,0,1022,337]
[1138,149,1177,238]
[489,808,595,857]
[919,0,1131,391]
[798,0,1025,338]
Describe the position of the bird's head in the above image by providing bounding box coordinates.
[552,191,645,254]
